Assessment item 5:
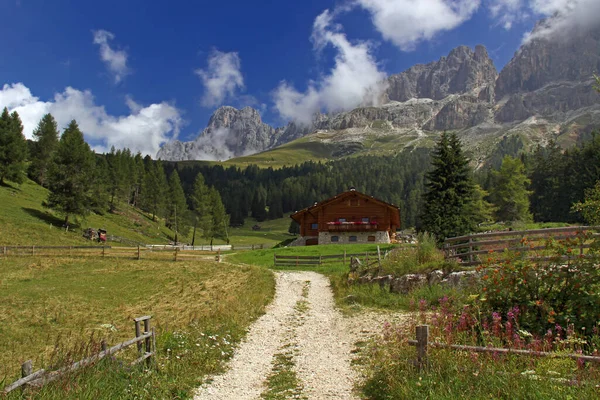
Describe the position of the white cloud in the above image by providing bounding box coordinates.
[524,0,600,42]
[195,50,244,107]
[0,83,181,157]
[356,0,481,51]
[485,0,600,40]
[273,9,388,125]
[92,30,130,83]
[488,0,525,29]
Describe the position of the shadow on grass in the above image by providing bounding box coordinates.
[0,180,21,191]
[22,207,66,227]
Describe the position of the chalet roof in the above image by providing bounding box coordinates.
[290,190,400,225]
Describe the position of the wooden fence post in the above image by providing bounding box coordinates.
[101,340,107,353]
[3,246,6,257]
[343,250,347,265]
[174,247,178,262]
[143,319,152,367]
[377,246,382,275]
[21,360,32,393]
[365,251,369,265]
[319,255,322,266]
[102,246,105,258]
[32,246,35,256]
[134,320,142,356]
[137,245,141,260]
[468,236,473,265]
[416,325,429,371]
[252,244,255,250]
[260,244,264,249]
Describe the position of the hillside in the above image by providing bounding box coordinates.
[0,179,291,246]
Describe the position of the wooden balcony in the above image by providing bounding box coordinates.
[326,222,379,232]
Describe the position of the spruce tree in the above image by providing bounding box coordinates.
[141,160,167,221]
[0,108,28,184]
[420,132,476,241]
[190,173,211,246]
[28,113,59,187]
[251,185,268,222]
[207,188,229,245]
[47,120,96,227]
[489,156,532,223]
[166,170,189,243]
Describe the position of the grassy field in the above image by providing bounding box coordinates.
[0,257,275,398]
[0,178,291,248]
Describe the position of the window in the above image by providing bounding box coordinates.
[311,223,318,230]
[349,236,357,242]
[331,236,339,242]
[362,217,370,223]
[368,235,376,242]
[350,198,359,206]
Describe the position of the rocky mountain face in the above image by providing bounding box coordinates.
[157,106,280,161]
[158,21,600,162]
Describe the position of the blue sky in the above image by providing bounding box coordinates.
[0,0,591,156]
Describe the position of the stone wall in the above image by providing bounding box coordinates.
[317,231,390,245]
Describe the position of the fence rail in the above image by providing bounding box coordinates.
[443,226,600,267]
[408,324,600,372]
[3,316,156,394]
[273,250,383,267]
[0,245,225,262]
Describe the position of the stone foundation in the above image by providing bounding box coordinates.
[318,230,390,245]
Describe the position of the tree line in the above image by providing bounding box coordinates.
[2,107,599,244]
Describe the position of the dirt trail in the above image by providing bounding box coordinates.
[194,271,409,400]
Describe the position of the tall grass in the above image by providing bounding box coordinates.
[1,257,275,398]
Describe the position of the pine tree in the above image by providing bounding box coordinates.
[207,188,229,245]
[0,108,28,184]
[489,156,532,223]
[141,160,167,221]
[190,173,211,246]
[28,113,59,187]
[46,120,97,227]
[166,170,189,243]
[288,219,300,235]
[420,132,476,241]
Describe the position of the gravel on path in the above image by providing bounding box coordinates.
[194,271,410,400]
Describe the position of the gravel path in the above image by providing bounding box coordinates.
[194,271,410,400]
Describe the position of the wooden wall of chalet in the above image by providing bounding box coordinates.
[320,196,393,232]
[299,212,319,237]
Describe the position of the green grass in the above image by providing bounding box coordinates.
[224,138,336,168]
[0,179,184,246]
[0,178,293,248]
[0,257,275,398]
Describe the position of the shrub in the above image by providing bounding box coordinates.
[474,234,600,338]
[382,233,445,276]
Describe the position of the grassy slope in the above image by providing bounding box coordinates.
[0,257,275,398]
[0,179,291,247]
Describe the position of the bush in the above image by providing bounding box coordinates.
[474,234,600,338]
[381,232,445,276]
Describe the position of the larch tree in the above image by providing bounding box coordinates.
[46,120,97,227]
[141,160,167,221]
[420,132,476,242]
[0,108,28,184]
[28,113,59,187]
[190,173,211,246]
[489,156,532,223]
[166,170,189,243]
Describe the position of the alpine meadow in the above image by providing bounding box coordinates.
[2,1,600,399]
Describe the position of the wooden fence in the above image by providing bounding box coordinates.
[408,324,600,371]
[443,226,600,267]
[274,249,384,267]
[3,316,156,394]
[0,245,224,262]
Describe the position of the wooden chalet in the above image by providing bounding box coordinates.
[290,189,400,246]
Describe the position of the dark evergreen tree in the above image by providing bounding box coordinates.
[190,173,211,246]
[141,160,167,221]
[489,156,532,223]
[251,184,268,221]
[0,108,28,184]
[288,219,300,235]
[420,132,476,241]
[166,170,189,243]
[46,120,96,226]
[28,113,59,187]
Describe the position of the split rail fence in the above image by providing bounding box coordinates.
[443,226,600,267]
[274,249,385,267]
[0,245,226,262]
[3,316,156,395]
[409,324,600,371]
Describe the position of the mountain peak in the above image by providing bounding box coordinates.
[384,44,497,103]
